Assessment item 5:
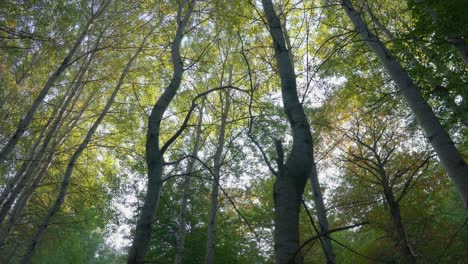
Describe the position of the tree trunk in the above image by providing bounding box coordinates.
[174,102,204,264]
[384,192,416,263]
[0,149,54,247]
[447,35,468,65]
[0,0,109,162]
[127,2,194,263]
[340,0,468,208]
[261,0,315,263]
[309,162,335,264]
[18,29,150,264]
[205,90,230,264]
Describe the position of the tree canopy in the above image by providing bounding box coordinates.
[0,0,467,263]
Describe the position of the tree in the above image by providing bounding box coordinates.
[0,0,110,162]
[128,1,195,262]
[261,0,317,262]
[339,0,468,208]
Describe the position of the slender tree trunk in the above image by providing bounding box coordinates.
[309,162,335,264]
[205,91,230,264]
[0,149,54,247]
[0,0,109,162]
[174,102,204,264]
[0,53,94,226]
[127,2,195,263]
[0,48,95,216]
[262,0,315,263]
[18,30,151,264]
[0,98,87,248]
[340,0,468,208]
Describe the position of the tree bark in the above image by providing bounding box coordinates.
[127,2,194,263]
[0,0,109,162]
[173,102,204,264]
[309,162,335,264]
[384,191,416,264]
[261,0,315,263]
[205,90,230,264]
[340,0,468,208]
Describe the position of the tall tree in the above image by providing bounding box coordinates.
[339,0,468,208]
[128,1,195,263]
[261,0,316,262]
[18,25,153,263]
[174,102,204,264]
[205,89,231,264]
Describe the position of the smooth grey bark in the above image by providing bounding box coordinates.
[127,2,195,263]
[341,0,468,208]
[205,90,230,264]
[262,0,315,263]
[18,29,151,264]
[0,0,109,162]
[309,162,335,264]
[173,103,204,264]
[0,83,84,245]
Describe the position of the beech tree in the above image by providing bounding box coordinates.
[1,0,467,263]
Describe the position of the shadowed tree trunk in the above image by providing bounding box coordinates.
[261,0,315,262]
[127,1,195,263]
[174,102,204,264]
[340,0,468,208]
[384,189,416,264]
[446,35,468,65]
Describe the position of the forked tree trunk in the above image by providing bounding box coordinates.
[340,0,468,208]
[127,2,195,263]
[18,29,151,264]
[205,90,230,264]
[0,0,109,162]
[262,0,315,263]
[174,102,204,264]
